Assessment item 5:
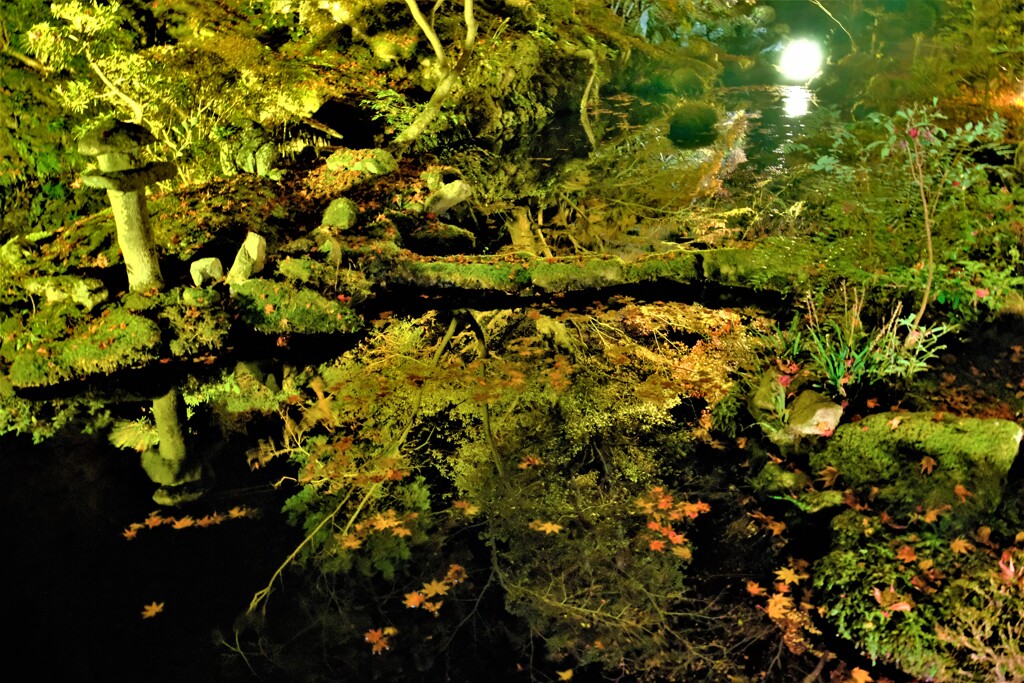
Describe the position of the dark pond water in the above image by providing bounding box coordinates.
[1,429,297,681]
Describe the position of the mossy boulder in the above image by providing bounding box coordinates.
[231,278,362,334]
[810,412,1023,514]
[322,197,359,230]
[701,238,822,292]
[8,307,162,387]
[326,148,398,177]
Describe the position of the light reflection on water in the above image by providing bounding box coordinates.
[722,85,816,174]
[781,85,813,118]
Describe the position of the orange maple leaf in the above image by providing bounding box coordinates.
[141,601,165,619]
[228,506,248,519]
[953,484,974,504]
[390,526,412,537]
[746,580,766,597]
[364,628,390,654]
[895,545,917,563]
[445,564,467,584]
[123,527,139,541]
[144,512,166,529]
[404,591,425,609]
[517,455,543,469]
[649,539,666,552]
[919,456,937,475]
[775,566,808,585]
[921,504,952,523]
[765,593,794,620]
[172,516,194,529]
[452,500,480,517]
[421,579,449,598]
[682,500,711,518]
[847,666,873,683]
[950,538,975,555]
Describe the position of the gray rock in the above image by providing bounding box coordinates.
[189,257,224,286]
[786,390,843,437]
[225,232,267,284]
[424,179,472,216]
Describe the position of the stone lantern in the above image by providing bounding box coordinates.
[78,120,176,292]
[78,121,205,505]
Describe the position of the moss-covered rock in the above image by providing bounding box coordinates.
[322,197,360,230]
[810,412,1023,514]
[8,307,162,387]
[231,278,362,335]
[21,275,108,311]
[701,238,823,292]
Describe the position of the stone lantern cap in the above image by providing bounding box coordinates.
[79,120,158,156]
[81,161,177,191]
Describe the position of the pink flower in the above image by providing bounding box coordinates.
[908,127,919,139]
[975,288,990,298]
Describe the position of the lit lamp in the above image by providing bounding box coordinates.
[778,39,824,82]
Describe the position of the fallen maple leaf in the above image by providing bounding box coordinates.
[887,416,902,431]
[364,628,392,654]
[746,580,766,597]
[556,669,574,681]
[953,484,974,504]
[682,500,711,518]
[847,666,873,683]
[517,455,543,469]
[141,601,165,619]
[895,545,917,563]
[649,539,666,552]
[765,593,794,620]
[529,520,563,535]
[404,591,425,609]
[817,465,840,488]
[172,516,194,529]
[865,397,879,409]
[774,566,807,585]
[421,579,450,598]
[919,456,937,475]
[950,538,975,555]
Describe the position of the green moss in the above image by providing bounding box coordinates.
[628,251,701,284]
[811,412,1023,514]
[59,308,162,378]
[701,238,825,292]
[8,306,161,387]
[232,278,362,334]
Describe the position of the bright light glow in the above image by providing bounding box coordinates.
[778,39,824,82]
[782,86,812,117]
